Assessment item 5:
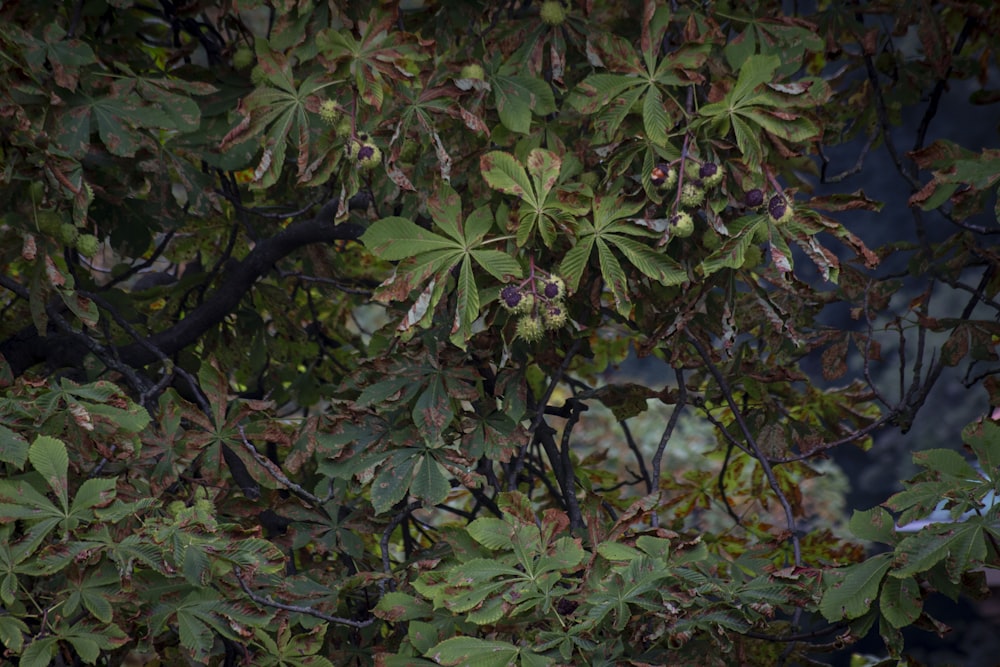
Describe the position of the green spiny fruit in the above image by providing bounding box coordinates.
[460,63,486,80]
[35,209,63,235]
[76,233,100,257]
[539,0,567,25]
[742,244,763,268]
[59,222,79,245]
[670,211,694,238]
[233,47,254,70]
[541,302,568,330]
[680,182,705,207]
[250,65,268,86]
[516,314,545,341]
[319,100,341,125]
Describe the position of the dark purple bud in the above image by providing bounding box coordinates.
[745,188,764,208]
[543,281,560,299]
[768,195,787,221]
[501,285,521,308]
[699,162,718,179]
[357,145,375,161]
[650,163,671,187]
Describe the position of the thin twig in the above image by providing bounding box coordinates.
[650,368,686,529]
[237,425,327,506]
[380,501,421,592]
[233,566,376,628]
[687,334,802,566]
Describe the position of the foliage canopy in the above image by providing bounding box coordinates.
[1,0,1000,665]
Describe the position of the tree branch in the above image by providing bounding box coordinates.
[0,199,365,377]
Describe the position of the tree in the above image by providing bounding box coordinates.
[1,0,999,664]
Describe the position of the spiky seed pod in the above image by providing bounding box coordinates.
[671,211,694,238]
[701,228,721,250]
[319,100,341,125]
[516,314,545,342]
[542,302,568,330]
[745,188,765,208]
[345,133,370,160]
[540,275,566,300]
[356,143,382,171]
[699,162,723,188]
[539,0,567,25]
[232,47,253,70]
[500,285,522,311]
[650,163,677,190]
[460,63,485,80]
[250,65,268,86]
[76,234,100,258]
[514,292,536,315]
[742,244,763,268]
[680,182,705,207]
[35,209,62,235]
[59,222,79,245]
[767,194,793,224]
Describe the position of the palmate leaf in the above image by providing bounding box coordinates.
[363,185,521,346]
[893,520,988,579]
[481,149,585,248]
[819,552,891,621]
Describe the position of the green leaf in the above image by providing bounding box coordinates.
[962,421,1000,480]
[730,54,780,104]
[596,541,643,561]
[596,240,630,316]
[0,424,29,468]
[480,151,534,204]
[819,553,891,621]
[371,450,419,515]
[19,636,58,667]
[558,235,594,294]
[880,576,922,629]
[525,149,561,201]
[849,507,897,544]
[70,477,118,516]
[373,592,433,622]
[568,73,642,114]
[491,75,555,134]
[894,521,987,578]
[0,615,28,653]
[604,234,686,285]
[362,217,460,260]
[641,86,669,146]
[470,249,522,282]
[28,435,69,512]
[413,375,454,444]
[467,518,514,550]
[427,636,519,667]
[410,455,449,505]
[426,184,465,244]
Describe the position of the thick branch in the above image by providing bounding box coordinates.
[0,200,364,377]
